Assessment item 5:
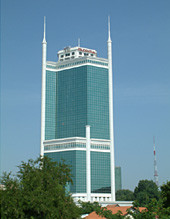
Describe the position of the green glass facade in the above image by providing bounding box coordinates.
[115,167,122,192]
[91,152,111,193]
[45,65,109,140]
[44,61,112,194]
[46,150,86,193]
[45,150,111,193]
[87,66,110,139]
[45,71,57,140]
[57,66,87,138]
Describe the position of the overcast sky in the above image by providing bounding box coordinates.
[1,0,170,190]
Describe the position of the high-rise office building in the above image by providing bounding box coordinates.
[115,167,122,192]
[41,18,115,202]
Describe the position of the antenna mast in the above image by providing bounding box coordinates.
[78,38,80,47]
[153,136,159,186]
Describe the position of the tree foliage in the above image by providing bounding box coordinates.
[78,201,100,214]
[78,201,124,218]
[0,156,80,219]
[95,207,123,219]
[134,179,160,206]
[161,181,170,209]
[131,180,170,218]
[128,198,170,219]
[116,189,134,201]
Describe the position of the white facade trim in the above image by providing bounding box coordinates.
[72,193,112,202]
[86,125,91,201]
[46,62,108,72]
[43,137,110,145]
[46,56,108,72]
[47,56,108,65]
[90,149,110,152]
[44,148,110,153]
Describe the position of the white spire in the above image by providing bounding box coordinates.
[41,16,47,157]
[107,16,115,201]
[43,16,46,43]
[108,16,111,42]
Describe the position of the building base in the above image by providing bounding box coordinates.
[72,193,133,206]
[72,193,111,203]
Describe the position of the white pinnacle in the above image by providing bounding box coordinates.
[43,16,46,43]
[41,16,47,157]
[107,16,115,201]
[108,16,112,42]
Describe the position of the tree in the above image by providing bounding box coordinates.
[0,156,80,219]
[116,189,134,201]
[95,207,123,219]
[130,180,170,218]
[128,198,170,219]
[161,181,170,209]
[134,180,160,206]
[79,201,100,215]
[78,201,124,218]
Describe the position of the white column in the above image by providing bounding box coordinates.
[86,125,91,202]
[40,17,47,157]
[107,17,115,201]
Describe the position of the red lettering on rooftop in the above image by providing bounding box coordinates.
[78,48,96,54]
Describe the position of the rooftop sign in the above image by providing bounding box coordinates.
[78,48,96,54]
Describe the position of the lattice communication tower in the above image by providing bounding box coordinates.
[153,136,159,187]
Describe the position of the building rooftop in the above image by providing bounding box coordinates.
[85,205,146,218]
[57,46,97,62]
